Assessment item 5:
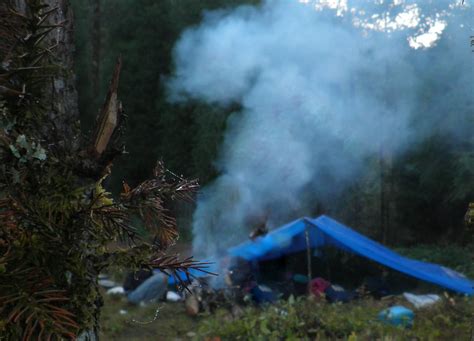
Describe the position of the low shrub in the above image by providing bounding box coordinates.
[198,295,474,340]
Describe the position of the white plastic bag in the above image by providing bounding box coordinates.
[403,292,440,309]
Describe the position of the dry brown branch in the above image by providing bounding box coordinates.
[92,57,122,155]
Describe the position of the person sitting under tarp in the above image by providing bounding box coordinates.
[123,268,168,305]
[124,266,211,305]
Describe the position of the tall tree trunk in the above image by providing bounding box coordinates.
[36,2,100,339]
[22,0,78,133]
[46,0,79,138]
[2,0,98,339]
[90,0,101,97]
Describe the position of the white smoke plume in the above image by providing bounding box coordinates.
[167,0,472,258]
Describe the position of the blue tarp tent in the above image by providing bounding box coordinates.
[228,215,474,295]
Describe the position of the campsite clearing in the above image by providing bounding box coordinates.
[101,242,474,340]
[100,292,474,340]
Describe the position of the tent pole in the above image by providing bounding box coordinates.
[305,224,312,294]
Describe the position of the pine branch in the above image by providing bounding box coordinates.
[148,254,216,291]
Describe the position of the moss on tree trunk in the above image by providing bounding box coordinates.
[0,1,205,339]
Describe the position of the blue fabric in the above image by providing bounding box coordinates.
[228,218,324,261]
[250,285,277,304]
[228,215,474,295]
[378,306,414,327]
[164,266,217,285]
[325,286,355,303]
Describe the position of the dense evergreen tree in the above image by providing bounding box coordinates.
[0,1,206,338]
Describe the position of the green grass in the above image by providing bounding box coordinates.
[100,294,202,340]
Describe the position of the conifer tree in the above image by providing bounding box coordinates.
[0,1,208,339]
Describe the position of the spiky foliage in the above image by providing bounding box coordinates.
[0,1,208,339]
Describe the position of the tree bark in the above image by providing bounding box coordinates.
[9,1,97,339]
[45,0,80,138]
[9,0,79,139]
[39,2,100,338]
[90,0,101,97]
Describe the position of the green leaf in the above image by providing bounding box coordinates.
[260,320,270,335]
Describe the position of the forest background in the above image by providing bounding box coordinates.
[72,0,473,246]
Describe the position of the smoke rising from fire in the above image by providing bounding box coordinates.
[167,0,472,258]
